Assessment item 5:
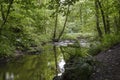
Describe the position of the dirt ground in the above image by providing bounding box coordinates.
[90,44,120,80]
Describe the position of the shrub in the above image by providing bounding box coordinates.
[0,40,15,57]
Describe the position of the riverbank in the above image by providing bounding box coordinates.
[90,43,120,80]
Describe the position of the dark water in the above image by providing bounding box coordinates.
[0,44,58,80]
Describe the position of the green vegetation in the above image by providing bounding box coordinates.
[0,0,120,80]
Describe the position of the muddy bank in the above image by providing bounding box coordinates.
[90,44,120,80]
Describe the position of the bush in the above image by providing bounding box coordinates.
[0,40,15,57]
[101,33,120,50]
[88,33,120,55]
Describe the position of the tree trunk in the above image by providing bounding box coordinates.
[52,8,58,42]
[118,2,120,28]
[106,0,110,34]
[118,0,120,18]
[106,15,110,34]
[97,0,107,34]
[95,0,102,37]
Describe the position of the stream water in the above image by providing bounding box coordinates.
[0,39,90,80]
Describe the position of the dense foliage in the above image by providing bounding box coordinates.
[0,0,120,80]
[0,0,120,55]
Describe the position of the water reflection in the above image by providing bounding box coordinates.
[4,72,14,80]
[0,43,67,80]
[58,58,65,76]
[58,58,65,73]
[0,44,58,80]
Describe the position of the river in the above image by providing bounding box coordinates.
[0,39,92,80]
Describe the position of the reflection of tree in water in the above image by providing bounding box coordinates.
[0,45,56,80]
[0,44,68,80]
[53,45,67,80]
[53,45,58,76]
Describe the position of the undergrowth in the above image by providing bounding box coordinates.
[88,33,120,55]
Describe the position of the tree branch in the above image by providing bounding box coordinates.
[57,5,70,41]
[0,0,14,29]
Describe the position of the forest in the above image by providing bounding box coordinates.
[0,0,120,80]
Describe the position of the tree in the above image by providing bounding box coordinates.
[97,0,107,34]
[0,0,14,35]
[95,0,102,37]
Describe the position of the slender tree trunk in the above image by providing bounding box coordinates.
[118,3,120,28]
[57,5,70,41]
[97,0,107,34]
[118,0,120,22]
[95,0,102,37]
[106,15,110,33]
[106,0,110,34]
[53,9,58,42]
[116,0,120,33]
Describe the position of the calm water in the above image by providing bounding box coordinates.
[0,44,61,80]
[0,41,85,80]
